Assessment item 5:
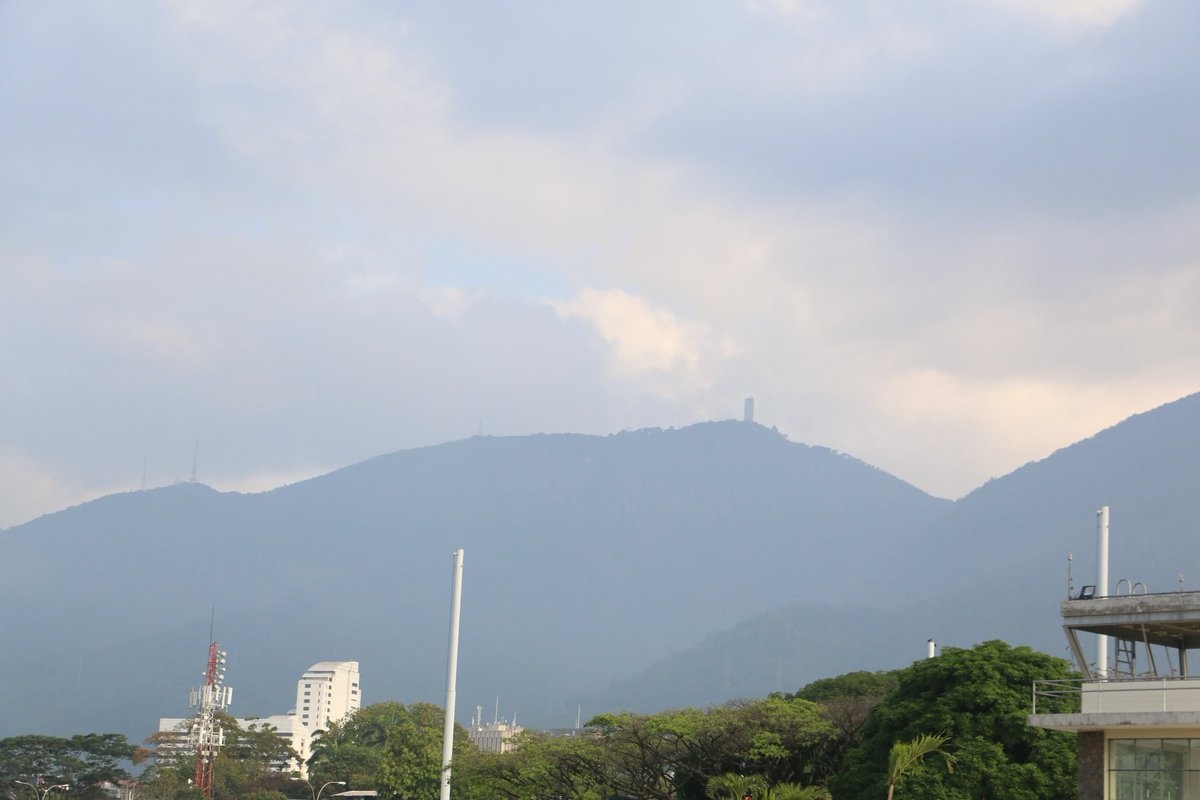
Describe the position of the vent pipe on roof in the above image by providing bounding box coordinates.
[1097,506,1110,678]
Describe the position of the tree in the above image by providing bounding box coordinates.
[831,640,1077,800]
[138,714,297,800]
[0,733,140,800]
[705,771,762,800]
[305,721,383,789]
[306,702,473,799]
[452,730,608,800]
[705,773,830,800]
[885,733,954,800]
[780,670,899,781]
[454,700,836,800]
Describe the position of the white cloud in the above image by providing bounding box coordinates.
[419,285,470,319]
[549,287,726,383]
[981,0,1142,30]
[0,0,1196,522]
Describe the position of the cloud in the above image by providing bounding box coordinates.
[0,0,1197,525]
[981,0,1142,30]
[548,287,719,382]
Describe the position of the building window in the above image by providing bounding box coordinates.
[1109,738,1200,799]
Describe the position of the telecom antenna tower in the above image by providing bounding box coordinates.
[188,642,232,797]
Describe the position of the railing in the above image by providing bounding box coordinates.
[1032,679,1084,715]
[1033,677,1200,715]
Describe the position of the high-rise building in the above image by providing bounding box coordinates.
[293,661,361,767]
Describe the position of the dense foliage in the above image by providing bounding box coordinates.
[831,640,1077,800]
[3,641,1082,800]
[0,734,140,800]
[138,714,296,800]
[453,697,835,800]
[307,702,473,799]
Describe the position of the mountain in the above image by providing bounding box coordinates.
[583,393,1200,710]
[0,420,948,741]
[4,393,1198,743]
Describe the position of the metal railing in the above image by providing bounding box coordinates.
[1033,677,1200,715]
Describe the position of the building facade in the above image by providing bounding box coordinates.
[1029,590,1200,800]
[293,661,362,767]
[159,660,361,778]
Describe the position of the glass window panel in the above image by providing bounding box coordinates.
[1161,769,1183,800]
[1113,739,1138,770]
[1163,739,1189,771]
[1139,738,1165,770]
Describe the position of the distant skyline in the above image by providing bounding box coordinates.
[2,1,1197,529]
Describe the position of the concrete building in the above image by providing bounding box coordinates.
[1029,590,1200,799]
[467,705,523,753]
[159,660,361,778]
[294,661,362,768]
[467,720,523,753]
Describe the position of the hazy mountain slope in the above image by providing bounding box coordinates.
[0,421,948,740]
[591,392,1200,709]
[904,392,1200,646]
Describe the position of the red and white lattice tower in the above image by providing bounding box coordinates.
[188,642,232,798]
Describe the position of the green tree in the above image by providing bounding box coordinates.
[138,714,297,800]
[306,721,383,789]
[886,733,954,800]
[0,733,140,800]
[831,640,1077,800]
[452,730,608,800]
[763,783,831,800]
[705,771,762,800]
[454,700,835,800]
[781,670,899,781]
[705,773,830,800]
[306,702,473,799]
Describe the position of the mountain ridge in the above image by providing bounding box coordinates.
[3,395,1198,742]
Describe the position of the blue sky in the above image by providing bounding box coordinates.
[2,0,1197,527]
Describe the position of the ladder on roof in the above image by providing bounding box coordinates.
[1114,637,1136,678]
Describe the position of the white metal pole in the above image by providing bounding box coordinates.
[440,549,465,800]
[1097,506,1109,678]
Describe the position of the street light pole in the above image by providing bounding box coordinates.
[289,776,345,800]
[13,782,70,800]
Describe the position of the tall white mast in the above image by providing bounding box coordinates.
[440,549,465,800]
[1097,506,1110,677]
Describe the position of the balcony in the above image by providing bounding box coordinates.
[1031,677,1200,731]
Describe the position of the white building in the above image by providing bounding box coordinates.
[159,660,361,778]
[293,661,362,768]
[467,706,523,753]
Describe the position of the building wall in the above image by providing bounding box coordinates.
[296,661,361,732]
[467,722,522,753]
[159,660,361,779]
[1077,731,1104,800]
[293,661,362,770]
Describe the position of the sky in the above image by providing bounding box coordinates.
[1,0,1198,529]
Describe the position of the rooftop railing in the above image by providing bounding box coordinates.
[1033,676,1200,715]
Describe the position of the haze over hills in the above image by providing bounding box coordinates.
[2,393,1199,743]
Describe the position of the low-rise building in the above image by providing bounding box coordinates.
[1029,589,1200,799]
[158,660,361,778]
